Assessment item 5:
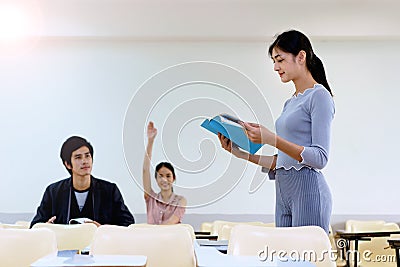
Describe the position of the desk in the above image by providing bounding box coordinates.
[197,239,229,254]
[387,238,400,267]
[30,254,147,267]
[195,246,315,267]
[195,231,212,235]
[336,230,400,267]
[196,234,218,240]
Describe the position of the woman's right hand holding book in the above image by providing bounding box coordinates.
[240,122,276,147]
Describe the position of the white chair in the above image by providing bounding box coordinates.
[91,224,196,267]
[0,223,29,229]
[345,220,386,232]
[199,221,213,233]
[32,222,97,251]
[345,220,399,267]
[128,223,196,241]
[218,222,275,241]
[228,224,336,267]
[0,228,57,267]
[329,225,346,267]
[15,220,31,228]
[210,220,264,237]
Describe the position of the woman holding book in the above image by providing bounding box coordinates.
[142,121,186,224]
[218,29,334,233]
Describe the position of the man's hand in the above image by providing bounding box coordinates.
[86,220,101,227]
[47,216,56,224]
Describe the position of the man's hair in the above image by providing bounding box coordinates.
[60,136,94,174]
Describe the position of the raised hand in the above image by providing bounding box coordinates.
[147,121,158,141]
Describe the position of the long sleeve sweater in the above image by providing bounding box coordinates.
[275,84,335,170]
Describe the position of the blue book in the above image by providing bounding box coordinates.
[200,114,263,154]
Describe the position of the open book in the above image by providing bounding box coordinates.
[69,217,93,224]
[201,114,263,154]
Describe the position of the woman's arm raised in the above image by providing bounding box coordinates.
[143,122,157,199]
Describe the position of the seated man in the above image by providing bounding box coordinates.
[31,136,135,227]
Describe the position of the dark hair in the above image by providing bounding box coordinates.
[155,162,176,181]
[268,29,333,96]
[60,136,94,174]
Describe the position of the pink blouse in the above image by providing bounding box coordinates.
[145,190,186,224]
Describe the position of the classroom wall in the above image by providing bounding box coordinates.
[1,0,400,224]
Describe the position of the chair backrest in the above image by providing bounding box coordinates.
[347,220,399,267]
[15,220,31,228]
[211,220,264,237]
[218,222,275,241]
[345,220,386,232]
[0,223,29,229]
[200,221,213,233]
[32,222,97,251]
[128,223,196,241]
[91,225,196,267]
[0,228,57,267]
[228,224,335,267]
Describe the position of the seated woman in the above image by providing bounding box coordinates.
[142,121,186,224]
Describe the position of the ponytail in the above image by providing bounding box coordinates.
[307,54,333,96]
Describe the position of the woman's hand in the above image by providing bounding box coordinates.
[147,121,157,141]
[241,122,276,147]
[218,133,245,158]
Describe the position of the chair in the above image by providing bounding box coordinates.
[91,224,196,267]
[218,222,275,241]
[329,225,346,267]
[328,224,336,249]
[128,223,196,241]
[0,223,30,229]
[210,220,264,237]
[199,221,213,233]
[228,224,336,267]
[345,220,399,267]
[0,228,57,267]
[15,220,31,228]
[32,222,97,251]
[345,220,386,232]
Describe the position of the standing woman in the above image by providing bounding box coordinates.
[143,121,186,224]
[218,30,334,233]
